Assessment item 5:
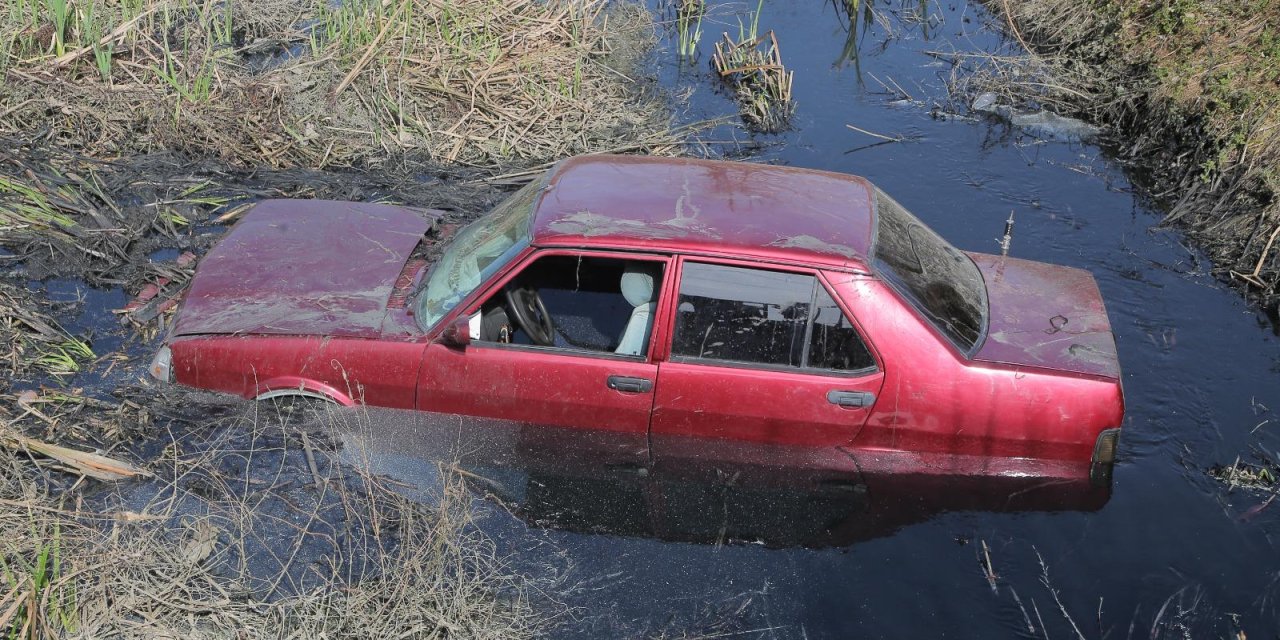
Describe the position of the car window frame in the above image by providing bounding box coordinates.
[450,247,676,363]
[661,256,881,378]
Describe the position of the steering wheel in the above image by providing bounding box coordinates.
[504,284,555,346]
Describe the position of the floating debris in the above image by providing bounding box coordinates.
[971,92,1101,141]
[1208,457,1280,492]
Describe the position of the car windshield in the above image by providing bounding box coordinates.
[415,180,540,330]
[871,188,988,353]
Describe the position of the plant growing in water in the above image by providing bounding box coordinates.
[711,2,794,134]
[676,0,705,61]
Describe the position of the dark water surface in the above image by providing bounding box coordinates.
[450,1,1280,636]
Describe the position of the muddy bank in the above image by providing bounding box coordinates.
[974,0,1280,310]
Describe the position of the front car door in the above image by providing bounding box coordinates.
[418,249,672,469]
[650,259,885,478]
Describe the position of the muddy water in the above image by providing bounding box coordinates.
[449,2,1279,636]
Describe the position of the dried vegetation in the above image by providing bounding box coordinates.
[0,0,686,636]
[0,399,543,638]
[0,0,678,169]
[959,0,1280,308]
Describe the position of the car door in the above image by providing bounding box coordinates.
[417,250,673,468]
[650,259,885,475]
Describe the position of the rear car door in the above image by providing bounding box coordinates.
[650,259,885,473]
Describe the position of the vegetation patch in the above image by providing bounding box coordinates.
[711,28,794,133]
[0,0,677,169]
[961,1,1280,309]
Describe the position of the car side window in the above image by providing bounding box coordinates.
[808,285,875,371]
[471,254,664,357]
[671,262,874,373]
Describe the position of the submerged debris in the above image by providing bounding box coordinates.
[971,92,1101,141]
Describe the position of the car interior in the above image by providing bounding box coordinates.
[474,255,665,356]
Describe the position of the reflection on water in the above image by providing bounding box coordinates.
[831,0,874,74]
[335,408,1109,550]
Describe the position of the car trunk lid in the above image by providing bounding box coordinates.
[970,254,1120,379]
[173,199,438,339]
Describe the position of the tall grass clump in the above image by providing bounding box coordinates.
[711,1,794,133]
[675,0,705,61]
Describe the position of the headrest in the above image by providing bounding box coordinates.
[620,263,659,307]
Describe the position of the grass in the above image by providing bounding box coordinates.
[0,177,77,232]
[33,338,93,376]
[973,0,1280,308]
[0,0,677,169]
[675,0,705,61]
[0,519,77,638]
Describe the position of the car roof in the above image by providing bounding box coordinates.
[530,155,877,269]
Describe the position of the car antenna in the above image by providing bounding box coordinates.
[998,210,1015,257]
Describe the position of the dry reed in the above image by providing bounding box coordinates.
[0,0,678,169]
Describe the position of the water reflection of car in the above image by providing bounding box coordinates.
[150,155,1124,483]
[501,464,1110,549]
[341,412,1111,549]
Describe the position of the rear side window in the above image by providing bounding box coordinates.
[808,286,875,371]
[671,262,875,373]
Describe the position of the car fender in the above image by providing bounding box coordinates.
[252,377,354,406]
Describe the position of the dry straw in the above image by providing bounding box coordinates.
[0,0,678,169]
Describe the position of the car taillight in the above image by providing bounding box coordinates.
[149,345,173,383]
[1092,428,1120,465]
[1089,428,1121,486]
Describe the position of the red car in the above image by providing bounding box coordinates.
[149,155,1124,482]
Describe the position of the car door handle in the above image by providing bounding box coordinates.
[607,375,653,393]
[827,390,875,408]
